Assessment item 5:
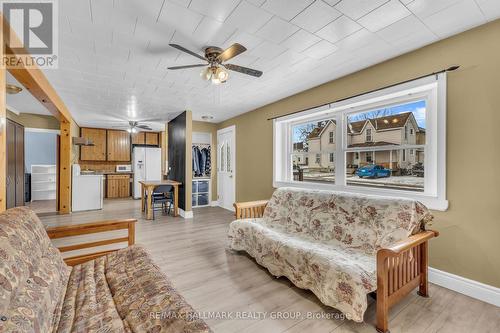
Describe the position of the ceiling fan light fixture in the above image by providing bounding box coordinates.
[127,128,132,133]
[6,84,22,94]
[132,127,137,133]
[200,67,211,81]
[217,67,229,82]
[211,76,221,85]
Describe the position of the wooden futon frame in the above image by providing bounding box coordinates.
[234,200,439,333]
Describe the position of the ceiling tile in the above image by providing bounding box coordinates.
[256,16,300,44]
[315,15,362,43]
[474,0,500,21]
[422,0,485,38]
[281,29,321,52]
[189,0,240,22]
[224,1,273,34]
[291,0,342,33]
[376,14,435,43]
[157,1,203,35]
[246,0,266,6]
[223,31,264,51]
[334,0,389,20]
[261,0,315,21]
[322,0,342,6]
[406,0,462,19]
[335,28,387,51]
[249,40,287,59]
[301,40,338,59]
[61,0,92,22]
[357,0,411,32]
[192,16,233,46]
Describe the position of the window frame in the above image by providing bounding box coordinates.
[273,73,448,211]
[366,128,373,142]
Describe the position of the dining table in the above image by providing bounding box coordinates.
[139,180,182,220]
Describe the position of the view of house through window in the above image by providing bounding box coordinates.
[291,101,426,191]
[292,118,336,183]
[345,100,426,192]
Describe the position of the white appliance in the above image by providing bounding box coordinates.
[133,147,161,199]
[116,164,132,172]
[72,164,104,212]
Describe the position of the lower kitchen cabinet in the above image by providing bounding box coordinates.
[107,174,130,198]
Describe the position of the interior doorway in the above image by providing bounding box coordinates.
[25,128,59,214]
[217,125,235,211]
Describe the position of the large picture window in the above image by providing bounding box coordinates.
[274,74,447,210]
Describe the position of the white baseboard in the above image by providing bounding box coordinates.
[179,209,193,219]
[429,267,500,307]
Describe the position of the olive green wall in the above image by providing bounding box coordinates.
[192,120,218,202]
[7,110,59,130]
[218,20,500,288]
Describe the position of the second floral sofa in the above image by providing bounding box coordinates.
[227,187,438,333]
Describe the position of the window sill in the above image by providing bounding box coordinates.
[273,180,448,211]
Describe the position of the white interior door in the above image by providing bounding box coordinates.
[217,126,235,211]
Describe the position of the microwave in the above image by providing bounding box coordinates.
[116,165,132,172]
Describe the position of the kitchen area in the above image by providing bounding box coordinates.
[72,127,163,212]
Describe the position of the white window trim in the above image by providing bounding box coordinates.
[273,73,448,211]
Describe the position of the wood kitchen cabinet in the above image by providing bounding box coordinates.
[145,132,159,146]
[107,130,130,161]
[80,128,107,161]
[131,132,145,145]
[106,174,130,198]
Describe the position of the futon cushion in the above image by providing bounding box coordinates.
[56,245,211,333]
[228,218,377,322]
[262,187,433,254]
[0,207,70,332]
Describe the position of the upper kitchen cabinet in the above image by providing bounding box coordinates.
[80,128,107,161]
[107,130,130,161]
[145,132,159,146]
[131,132,145,145]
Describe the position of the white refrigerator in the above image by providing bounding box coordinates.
[133,147,162,199]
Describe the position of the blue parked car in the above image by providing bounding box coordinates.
[356,165,391,178]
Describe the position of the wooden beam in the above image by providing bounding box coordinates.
[59,120,72,213]
[0,16,6,212]
[2,14,75,214]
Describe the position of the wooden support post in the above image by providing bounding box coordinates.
[59,119,72,213]
[2,15,76,214]
[376,255,389,333]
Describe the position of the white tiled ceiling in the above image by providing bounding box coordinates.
[16,0,498,127]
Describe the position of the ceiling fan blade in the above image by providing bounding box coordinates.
[136,125,153,130]
[217,43,247,62]
[224,63,263,77]
[169,44,207,61]
[167,64,207,70]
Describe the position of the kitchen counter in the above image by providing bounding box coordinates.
[81,170,133,175]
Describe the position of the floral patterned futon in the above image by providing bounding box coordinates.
[0,207,211,333]
[227,187,433,322]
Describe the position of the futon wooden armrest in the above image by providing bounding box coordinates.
[234,200,269,219]
[377,230,439,258]
[375,229,439,333]
[46,219,137,266]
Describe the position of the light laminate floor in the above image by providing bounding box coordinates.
[40,198,500,333]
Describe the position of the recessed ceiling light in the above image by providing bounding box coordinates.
[6,84,22,94]
[201,115,214,121]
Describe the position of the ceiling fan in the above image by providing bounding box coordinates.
[113,121,153,133]
[167,43,263,84]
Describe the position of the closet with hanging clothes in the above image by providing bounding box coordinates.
[192,132,212,207]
